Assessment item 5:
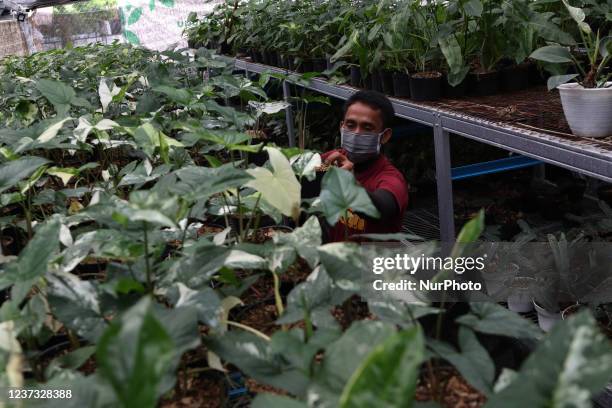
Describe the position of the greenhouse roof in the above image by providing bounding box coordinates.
[1,0,82,13]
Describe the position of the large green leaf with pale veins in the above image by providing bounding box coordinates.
[245,146,301,220]
[0,156,50,194]
[320,167,379,225]
[96,297,176,408]
[456,302,542,340]
[485,310,612,407]
[339,325,424,408]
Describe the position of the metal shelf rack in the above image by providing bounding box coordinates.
[233,58,612,243]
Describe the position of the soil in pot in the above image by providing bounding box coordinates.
[392,72,411,98]
[468,71,500,96]
[378,69,395,96]
[350,66,362,87]
[410,71,442,101]
[500,63,530,92]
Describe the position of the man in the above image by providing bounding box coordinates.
[321,90,408,242]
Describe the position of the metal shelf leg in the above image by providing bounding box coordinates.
[282,80,296,148]
[434,125,456,246]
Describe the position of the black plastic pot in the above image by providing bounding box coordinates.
[409,72,442,101]
[297,60,314,73]
[285,55,296,71]
[312,58,327,73]
[443,76,467,98]
[350,66,362,87]
[370,71,383,92]
[378,69,395,96]
[392,72,411,98]
[250,49,263,63]
[469,71,500,96]
[500,63,530,92]
[528,61,546,86]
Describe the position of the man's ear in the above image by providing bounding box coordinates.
[339,121,344,131]
[381,129,392,144]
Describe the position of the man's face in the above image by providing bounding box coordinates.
[340,102,391,144]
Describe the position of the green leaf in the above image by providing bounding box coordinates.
[561,0,591,34]
[274,216,322,268]
[169,283,223,329]
[245,147,301,220]
[153,85,192,106]
[456,302,541,340]
[463,0,483,17]
[547,74,579,90]
[530,45,573,63]
[485,311,612,407]
[0,156,50,194]
[38,117,72,143]
[339,326,424,408]
[128,7,143,25]
[429,327,495,395]
[0,219,60,292]
[97,297,176,408]
[290,151,322,182]
[205,331,309,397]
[36,79,76,108]
[320,167,380,225]
[45,345,96,379]
[159,0,174,6]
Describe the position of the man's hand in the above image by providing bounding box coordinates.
[325,151,354,172]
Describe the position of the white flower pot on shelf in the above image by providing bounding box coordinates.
[557,82,612,138]
[533,300,561,333]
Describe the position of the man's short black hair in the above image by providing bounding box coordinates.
[343,90,395,129]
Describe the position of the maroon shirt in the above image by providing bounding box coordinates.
[321,149,409,242]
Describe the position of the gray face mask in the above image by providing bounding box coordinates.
[340,127,385,163]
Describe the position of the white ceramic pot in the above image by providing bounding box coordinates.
[557,82,612,138]
[507,276,535,313]
[533,300,561,333]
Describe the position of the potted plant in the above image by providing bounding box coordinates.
[467,0,504,96]
[398,0,444,101]
[439,34,470,98]
[530,1,611,138]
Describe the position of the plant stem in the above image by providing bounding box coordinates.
[272,271,284,317]
[142,221,153,293]
[226,320,271,341]
[242,193,261,241]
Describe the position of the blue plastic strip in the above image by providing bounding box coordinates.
[451,156,542,181]
[227,372,248,398]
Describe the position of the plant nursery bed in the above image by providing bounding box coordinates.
[426,87,612,148]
